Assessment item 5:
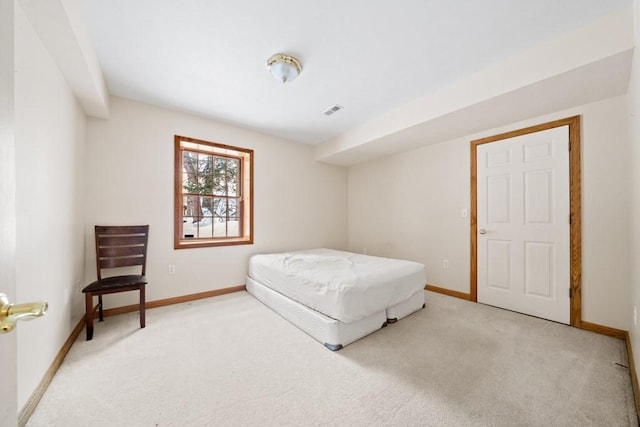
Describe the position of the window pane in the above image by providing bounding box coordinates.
[196,218,213,238]
[201,197,214,218]
[197,197,213,235]
[182,152,199,193]
[199,154,213,194]
[182,172,191,192]
[227,218,240,237]
[198,154,212,175]
[213,218,228,237]
[183,195,200,219]
[228,198,238,217]
[182,217,196,239]
[213,197,227,219]
[227,158,239,196]
[213,157,227,196]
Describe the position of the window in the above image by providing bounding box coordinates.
[174,135,253,249]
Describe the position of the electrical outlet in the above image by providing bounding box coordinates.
[443,259,449,269]
[362,248,368,255]
[168,265,176,275]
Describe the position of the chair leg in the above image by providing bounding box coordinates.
[98,294,104,322]
[84,292,94,341]
[140,285,146,329]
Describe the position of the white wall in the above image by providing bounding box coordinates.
[1,1,18,424]
[349,95,630,330]
[629,0,640,388]
[14,2,87,410]
[85,97,348,308]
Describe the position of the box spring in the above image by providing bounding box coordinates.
[386,290,426,323]
[246,276,388,351]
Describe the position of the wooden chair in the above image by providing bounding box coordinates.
[82,225,149,340]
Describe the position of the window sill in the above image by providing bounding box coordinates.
[174,237,253,250]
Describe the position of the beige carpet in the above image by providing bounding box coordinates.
[27,291,638,426]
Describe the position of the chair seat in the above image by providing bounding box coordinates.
[82,275,148,293]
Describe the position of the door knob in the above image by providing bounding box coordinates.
[479,229,487,235]
[0,293,48,334]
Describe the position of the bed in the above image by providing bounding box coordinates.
[246,248,426,350]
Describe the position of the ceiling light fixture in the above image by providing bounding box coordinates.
[266,53,302,84]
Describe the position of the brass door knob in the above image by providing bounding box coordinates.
[0,293,48,334]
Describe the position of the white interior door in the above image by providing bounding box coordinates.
[476,125,570,324]
[0,0,18,424]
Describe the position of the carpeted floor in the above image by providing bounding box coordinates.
[27,291,638,426]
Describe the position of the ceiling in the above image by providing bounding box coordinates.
[84,0,632,146]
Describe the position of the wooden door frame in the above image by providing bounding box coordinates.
[470,116,582,327]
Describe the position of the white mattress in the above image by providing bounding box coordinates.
[248,248,426,323]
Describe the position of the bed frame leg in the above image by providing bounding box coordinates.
[387,318,398,324]
[324,343,343,351]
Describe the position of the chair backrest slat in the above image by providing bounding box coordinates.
[99,235,148,247]
[95,225,149,280]
[100,256,146,269]
[99,245,146,258]
[96,225,149,235]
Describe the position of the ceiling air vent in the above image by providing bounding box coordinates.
[323,104,343,116]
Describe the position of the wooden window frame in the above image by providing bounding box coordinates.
[174,135,253,249]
